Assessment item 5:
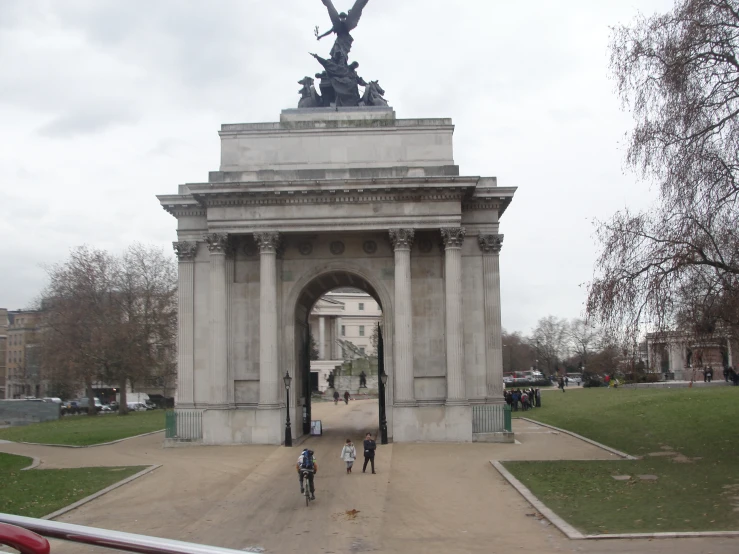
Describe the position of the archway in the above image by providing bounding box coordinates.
[282,264,394,443]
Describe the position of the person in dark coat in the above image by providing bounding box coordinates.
[362,432,376,474]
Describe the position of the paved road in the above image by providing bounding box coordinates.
[1,401,737,554]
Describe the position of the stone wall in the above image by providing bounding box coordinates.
[0,400,60,426]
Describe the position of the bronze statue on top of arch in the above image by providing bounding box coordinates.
[297,0,388,109]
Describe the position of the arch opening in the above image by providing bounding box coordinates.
[288,268,390,443]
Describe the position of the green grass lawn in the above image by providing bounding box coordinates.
[0,410,165,446]
[0,453,144,518]
[505,387,739,534]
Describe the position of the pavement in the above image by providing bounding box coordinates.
[1,400,737,554]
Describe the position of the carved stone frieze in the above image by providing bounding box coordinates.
[204,233,229,254]
[363,240,378,254]
[298,242,313,255]
[478,234,504,254]
[389,229,415,250]
[254,232,282,254]
[441,227,466,248]
[173,241,198,261]
[330,241,346,255]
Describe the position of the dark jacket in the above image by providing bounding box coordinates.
[363,439,376,458]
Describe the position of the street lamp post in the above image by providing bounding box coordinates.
[379,372,388,445]
[283,371,292,447]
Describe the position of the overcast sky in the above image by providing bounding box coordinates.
[0,0,675,334]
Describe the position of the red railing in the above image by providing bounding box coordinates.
[0,523,50,554]
[0,513,249,554]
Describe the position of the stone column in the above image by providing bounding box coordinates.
[319,316,326,360]
[173,241,198,407]
[205,233,229,407]
[479,234,504,401]
[389,229,415,405]
[225,248,235,405]
[334,317,341,359]
[255,232,281,407]
[442,228,467,404]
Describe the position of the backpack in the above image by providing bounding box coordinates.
[301,450,315,470]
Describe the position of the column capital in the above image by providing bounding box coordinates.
[478,234,504,254]
[389,229,415,250]
[441,227,466,249]
[173,241,198,261]
[254,232,282,254]
[204,233,229,254]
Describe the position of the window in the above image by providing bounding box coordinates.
[359,347,365,355]
[359,326,365,337]
[341,325,346,336]
[358,303,365,311]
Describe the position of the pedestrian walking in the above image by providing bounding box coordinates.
[333,390,340,404]
[340,438,356,473]
[558,377,565,392]
[362,432,376,474]
[343,390,350,404]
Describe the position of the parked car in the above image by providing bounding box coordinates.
[61,400,80,415]
[77,397,103,413]
[127,402,148,412]
[567,373,583,386]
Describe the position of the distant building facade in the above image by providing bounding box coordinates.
[5,310,45,398]
[647,329,736,380]
[0,309,7,399]
[309,289,382,392]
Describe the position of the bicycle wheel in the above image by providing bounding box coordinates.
[305,488,310,506]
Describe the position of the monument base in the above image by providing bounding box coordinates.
[392,404,473,442]
[200,407,284,445]
[472,431,515,444]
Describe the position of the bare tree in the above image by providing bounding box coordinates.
[110,244,177,413]
[530,316,569,375]
[568,319,600,369]
[587,0,739,340]
[501,330,536,372]
[41,247,119,415]
[41,244,177,415]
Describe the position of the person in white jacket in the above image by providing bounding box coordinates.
[340,438,356,473]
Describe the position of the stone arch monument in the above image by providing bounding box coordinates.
[158,4,516,445]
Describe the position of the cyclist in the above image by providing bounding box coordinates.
[296,448,318,500]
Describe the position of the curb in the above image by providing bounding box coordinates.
[490,460,584,539]
[16,429,165,449]
[517,418,637,460]
[20,456,41,471]
[491,461,739,540]
[43,465,162,521]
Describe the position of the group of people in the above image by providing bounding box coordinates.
[332,390,350,404]
[722,366,739,385]
[505,388,541,411]
[295,432,378,500]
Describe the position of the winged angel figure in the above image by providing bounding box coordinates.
[316,0,370,59]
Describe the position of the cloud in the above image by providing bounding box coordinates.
[0,0,676,334]
[37,108,137,137]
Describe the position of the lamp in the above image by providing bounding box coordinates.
[379,371,388,445]
[283,371,292,447]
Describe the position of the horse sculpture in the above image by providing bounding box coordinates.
[361,80,388,107]
[298,76,322,108]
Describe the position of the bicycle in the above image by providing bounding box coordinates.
[301,470,314,506]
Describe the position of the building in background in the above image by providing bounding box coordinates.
[308,289,382,392]
[647,329,736,380]
[0,309,7,399]
[5,310,45,398]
